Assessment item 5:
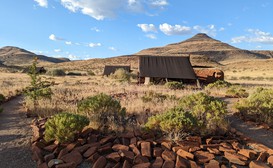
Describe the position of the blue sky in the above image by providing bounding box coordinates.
[0,0,273,60]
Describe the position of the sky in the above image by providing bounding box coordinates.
[0,0,273,60]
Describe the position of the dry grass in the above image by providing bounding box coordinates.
[0,72,30,98]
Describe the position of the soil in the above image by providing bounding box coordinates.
[0,96,36,168]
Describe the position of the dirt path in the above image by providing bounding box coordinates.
[0,96,36,168]
[224,97,273,149]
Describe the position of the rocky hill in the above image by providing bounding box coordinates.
[251,50,273,58]
[0,46,70,66]
[135,33,269,63]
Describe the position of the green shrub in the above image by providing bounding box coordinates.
[205,80,232,90]
[141,91,168,103]
[87,70,96,76]
[77,93,126,132]
[44,113,89,143]
[145,108,197,139]
[0,94,5,103]
[165,81,184,90]
[225,85,249,98]
[235,87,273,125]
[109,68,130,82]
[46,69,66,76]
[67,72,82,76]
[178,92,228,135]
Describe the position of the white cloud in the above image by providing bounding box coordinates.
[68,54,79,60]
[159,23,191,35]
[49,34,64,41]
[89,43,102,47]
[137,24,157,32]
[60,0,169,20]
[146,34,157,39]
[65,41,72,45]
[108,47,117,51]
[193,24,217,37]
[54,49,62,52]
[91,27,101,32]
[219,27,225,31]
[231,29,273,44]
[34,0,48,8]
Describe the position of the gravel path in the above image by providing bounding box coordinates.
[224,97,273,149]
[0,96,36,168]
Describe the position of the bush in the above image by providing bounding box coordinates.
[109,68,130,82]
[77,93,126,132]
[235,87,273,126]
[46,69,66,76]
[205,80,232,90]
[67,72,82,76]
[145,107,197,139]
[87,70,95,76]
[44,113,89,143]
[0,94,5,103]
[178,92,228,135]
[165,81,184,90]
[141,91,168,103]
[225,85,249,98]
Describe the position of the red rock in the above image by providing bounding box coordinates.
[172,146,182,153]
[238,149,257,159]
[32,144,43,162]
[113,162,121,168]
[206,138,213,145]
[55,162,76,168]
[130,144,141,155]
[162,160,175,168]
[92,156,107,168]
[44,144,58,152]
[268,156,273,166]
[57,148,69,159]
[121,131,135,139]
[200,144,220,150]
[153,147,163,157]
[65,143,79,152]
[177,149,194,160]
[219,146,236,153]
[231,142,242,151]
[98,143,113,155]
[161,141,172,150]
[47,159,64,168]
[87,134,98,143]
[119,150,135,162]
[81,127,93,138]
[267,149,273,155]
[249,161,270,168]
[60,151,82,165]
[106,152,121,163]
[86,152,100,163]
[224,152,247,166]
[83,146,98,158]
[175,156,189,168]
[152,157,164,168]
[205,160,220,168]
[141,142,151,158]
[112,144,130,151]
[130,137,137,145]
[189,147,201,153]
[100,135,116,145]
[122,160,132,168]
[189,160,199,168]
[247,143,269,153]
[44,153,55,163]
[220,142,232,149]
[73,144,93,153]
[194,151,215,164]
[257,152,269,162]
[162,150,176,161]
[186,136,202,145]
[133,155,149,164]
[177,140,199,148]
[207,148,221,155]
[132,163,151,168]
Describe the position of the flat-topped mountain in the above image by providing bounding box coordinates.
[0,46,70,66]
[135,33,269,63]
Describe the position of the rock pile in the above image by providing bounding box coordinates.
[31,118,273,168]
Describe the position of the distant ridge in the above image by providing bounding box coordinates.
[0,46,70,66]
[135,33,269,63]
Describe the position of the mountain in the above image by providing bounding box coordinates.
[0,46,70,66]
[135,33,269,63]
[251,50,273,58]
